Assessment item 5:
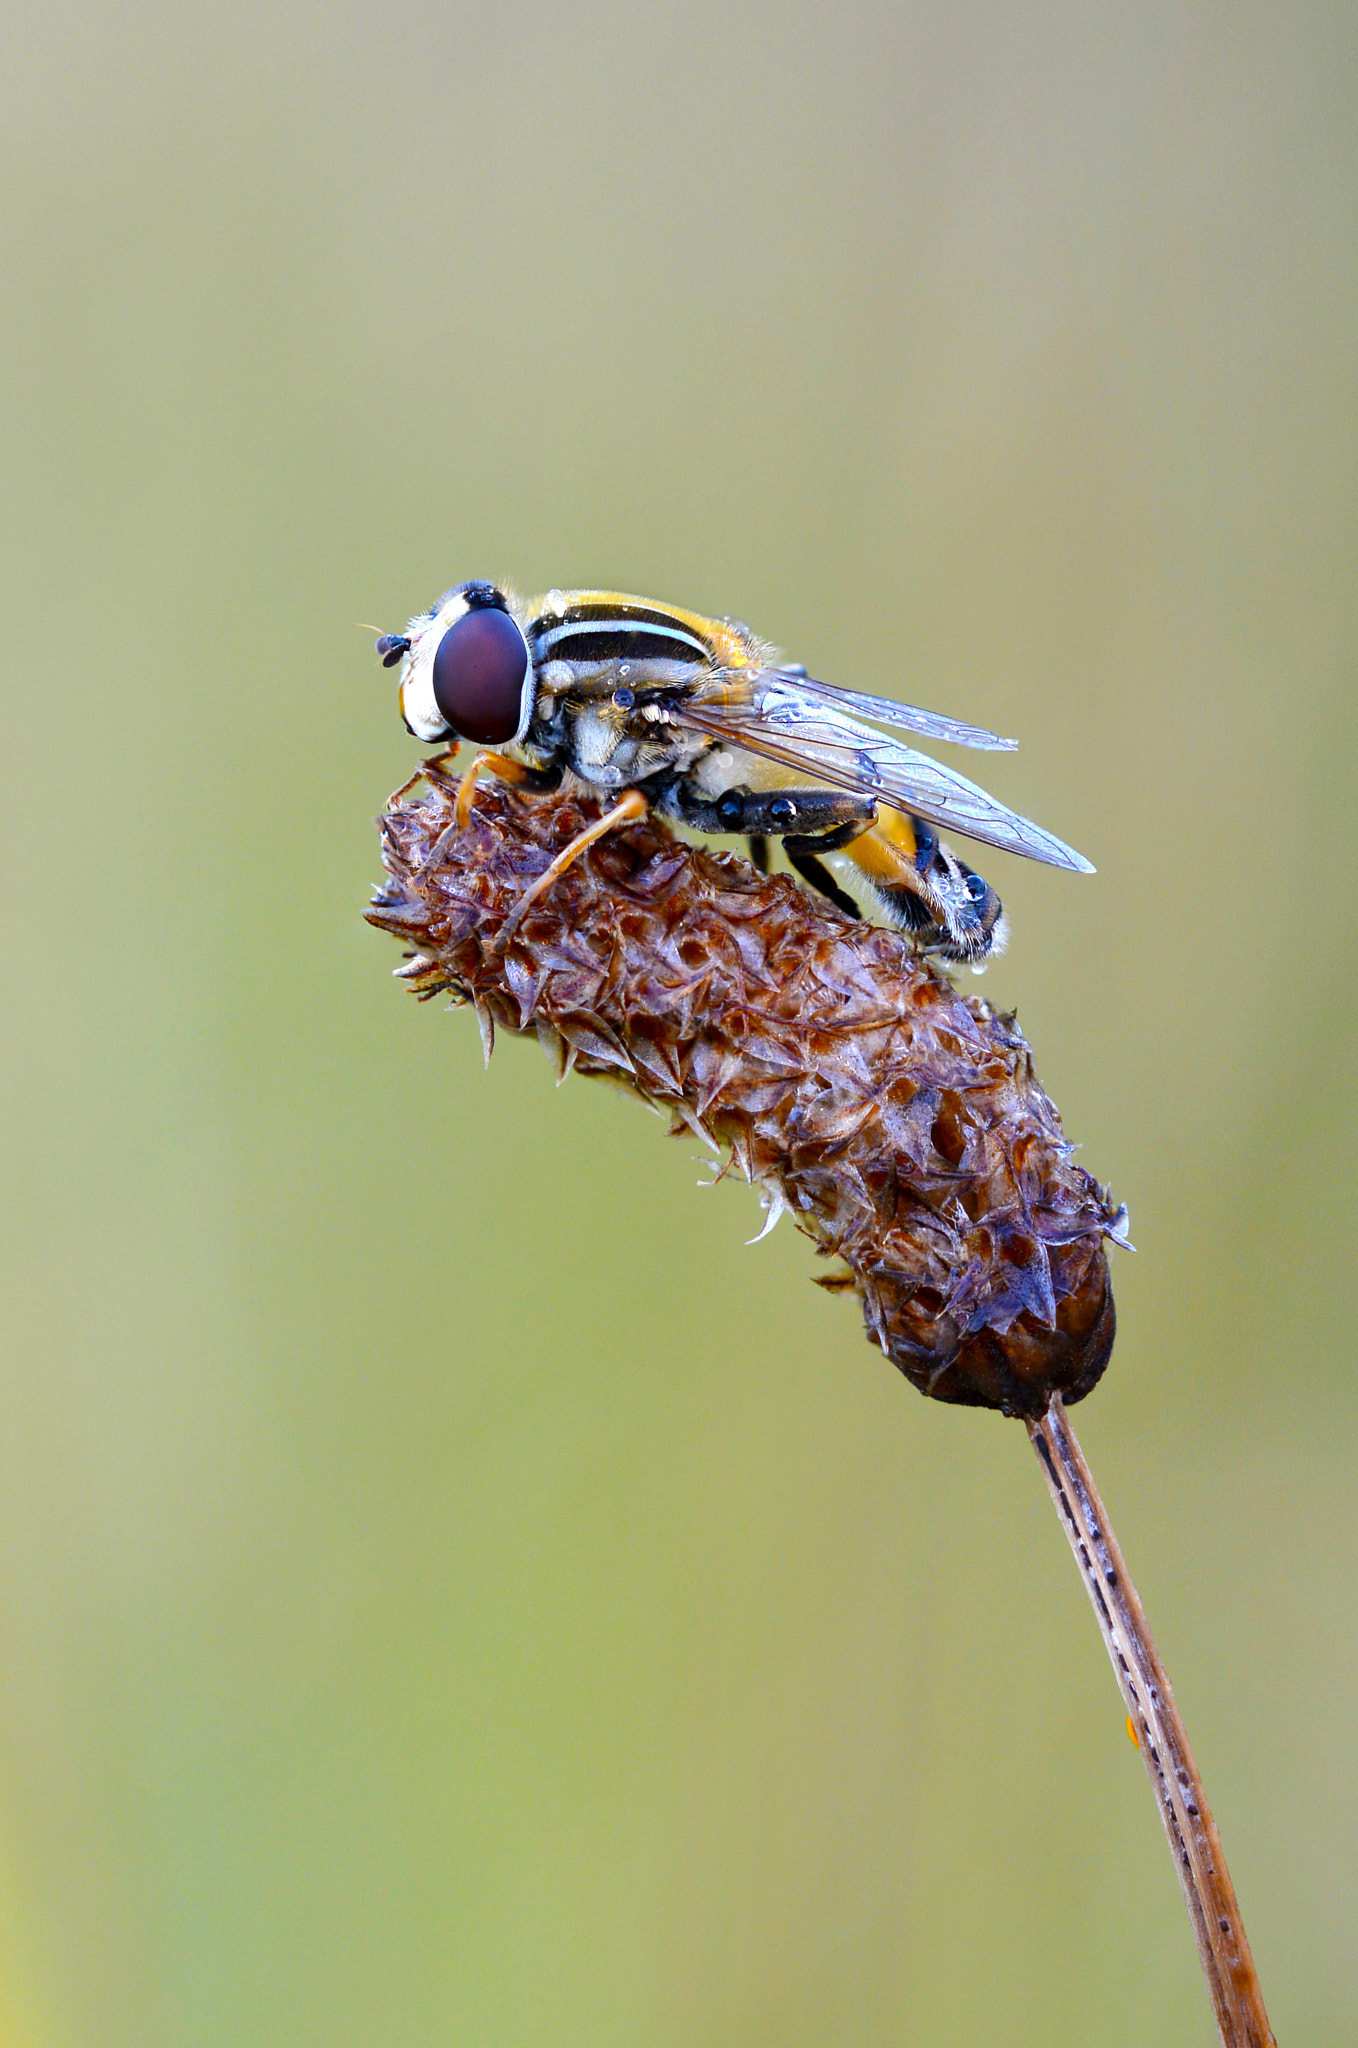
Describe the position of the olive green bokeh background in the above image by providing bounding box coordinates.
[2,1,1355,2041]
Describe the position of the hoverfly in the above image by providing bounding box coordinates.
[376,582,1092,962]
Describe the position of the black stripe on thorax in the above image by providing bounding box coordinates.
[529,608,712,669]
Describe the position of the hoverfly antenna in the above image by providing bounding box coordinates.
[374,633,411,669]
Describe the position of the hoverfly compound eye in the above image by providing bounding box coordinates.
[431,608,531,744]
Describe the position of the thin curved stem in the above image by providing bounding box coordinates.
[1028,1397,1275,2048]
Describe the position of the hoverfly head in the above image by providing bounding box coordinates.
[392,581,533,747]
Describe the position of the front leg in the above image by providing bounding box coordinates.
[385,747,460,813]
[494,789,649,952]
[455,750,563,828]
[414,753,564,883]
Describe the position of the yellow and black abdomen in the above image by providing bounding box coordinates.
[843,807,1006,963]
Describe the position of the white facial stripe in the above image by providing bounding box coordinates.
[399,591,470,742]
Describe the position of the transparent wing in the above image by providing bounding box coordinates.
[768,666,1017,751]
[679,677,1094,872]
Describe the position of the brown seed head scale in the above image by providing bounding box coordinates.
[368,770,1128,1418]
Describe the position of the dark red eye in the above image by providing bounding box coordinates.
[431,608,530,744]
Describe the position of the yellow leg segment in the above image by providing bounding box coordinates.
[495,790,649,950]
[385,748,460,812]
[456,749,533,829]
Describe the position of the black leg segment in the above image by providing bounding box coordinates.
[786,851,863,920]
[661,781,875,841]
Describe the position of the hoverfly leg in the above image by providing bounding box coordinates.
[494,789,649,952]
[455,749,534,829]
[784,851,862,921]
[780,816,879,920]
[385,748,460,813]
[418,754,566,881]
[781,818,873,856]
[667,783,875,843]
[663,782,876,916]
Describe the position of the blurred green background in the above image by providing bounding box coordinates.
[1,0,1354,2041]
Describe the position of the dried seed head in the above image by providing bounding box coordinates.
[368,774,1126,1418]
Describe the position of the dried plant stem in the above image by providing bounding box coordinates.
[1028,1398,1275,2048]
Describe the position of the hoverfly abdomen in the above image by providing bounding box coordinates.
[844,809,1007,965]
[873,859,1006,966]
